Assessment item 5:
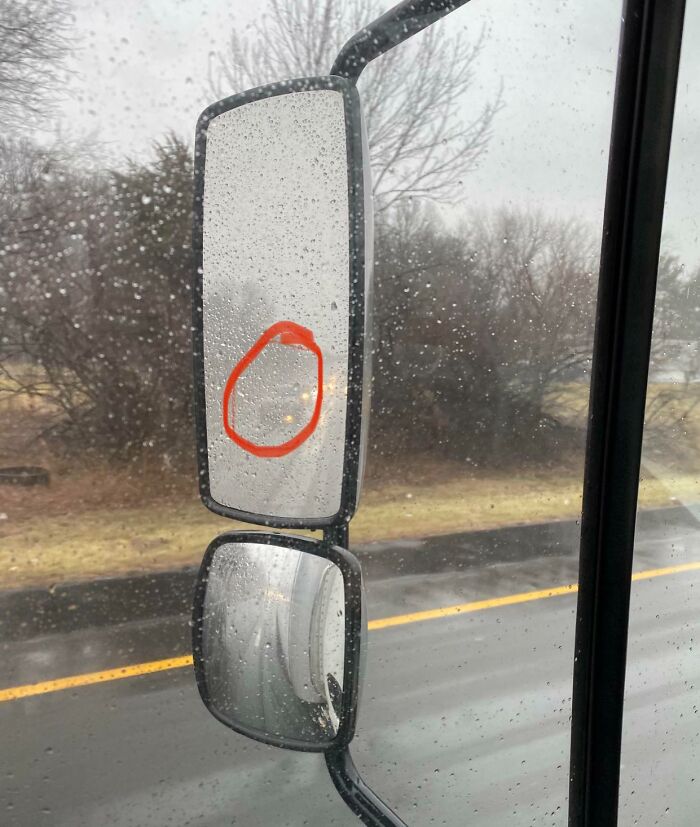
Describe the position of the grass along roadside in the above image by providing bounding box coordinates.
[2,378,700,590]
[2,467,698,590]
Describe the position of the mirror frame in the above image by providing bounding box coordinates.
[191,531,365,752]
[192,76,368,528]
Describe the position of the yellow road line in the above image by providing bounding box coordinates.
[0,656,193,703]
[1,560,698,704]
[368,561,700,631]
[631,561,700,581]
[367,582,579,630]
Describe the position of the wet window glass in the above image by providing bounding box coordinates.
[619,4,700,823]
[0,1,648,826]
[352,1,620,822]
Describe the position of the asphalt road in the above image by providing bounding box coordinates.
[1,511,699,826]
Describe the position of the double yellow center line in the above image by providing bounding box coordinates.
[1,560,698,704]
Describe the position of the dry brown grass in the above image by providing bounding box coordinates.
[1,379,699,589]
[2,457,696,590]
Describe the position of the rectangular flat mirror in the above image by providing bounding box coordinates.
[193,77,371,527]
[191,532,365,751]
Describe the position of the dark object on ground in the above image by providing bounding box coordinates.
[0,466,50,486]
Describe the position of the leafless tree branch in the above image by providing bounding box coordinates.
[0,0,74,131]
[207,0,502,215]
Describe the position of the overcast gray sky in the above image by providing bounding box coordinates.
[54,0,699,267]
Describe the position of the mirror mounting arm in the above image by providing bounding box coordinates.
[323,523,349,548]
[325,747,408,827]
[330,0,472,82]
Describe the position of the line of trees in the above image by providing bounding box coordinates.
[0,133,624,467]
[2,0,699,474]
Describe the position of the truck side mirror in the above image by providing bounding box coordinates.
[191,532,365,751]
[192,77,372,528]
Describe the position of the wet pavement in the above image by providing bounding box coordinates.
[0,507,677,642]
[1,508,699,826]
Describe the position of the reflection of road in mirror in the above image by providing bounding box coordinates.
[222,321,323,458]
[201,542,345,746]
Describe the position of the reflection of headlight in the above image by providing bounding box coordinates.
[263,589,289,603]
[298,381,347,399]
[284,414,294,423]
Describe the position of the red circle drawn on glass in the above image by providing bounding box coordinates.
[222,320,324,458]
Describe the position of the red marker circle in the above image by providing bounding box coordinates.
[222,320,323,458]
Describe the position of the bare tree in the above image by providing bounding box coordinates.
[208,0,502,214]
[1,136,195,463]
[467,210,598,403]
[0,0,73,130]
[368,207,599,464]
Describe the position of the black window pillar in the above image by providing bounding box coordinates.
[568,2,686,825]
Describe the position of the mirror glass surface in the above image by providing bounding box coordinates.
[201,88,355,521]
[199,541,346,746]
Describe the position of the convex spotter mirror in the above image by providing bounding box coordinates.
[193,76,373,527]
[191,532,366,751]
